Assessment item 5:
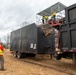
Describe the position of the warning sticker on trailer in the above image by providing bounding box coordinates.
[33,44,36,49]
[30,44,33,48]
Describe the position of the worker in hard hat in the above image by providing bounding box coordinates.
[44,15,48,23]
[51,12,56,21]
[42,16,45,24]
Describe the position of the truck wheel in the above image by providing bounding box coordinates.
[22,53,27,58]
[17,52,22,59]
[73,53,76,64]
[13,51,17,58]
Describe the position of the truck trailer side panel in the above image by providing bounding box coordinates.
[10,29,21,51]
[21,23,37,54]
[37,27,55,54]
[60,3,76,51]
[10,23,54,54]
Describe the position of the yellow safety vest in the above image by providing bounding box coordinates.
[51,12,56,18]
[44,16,48,19]
[0,49,4,55]
[53,12,56,16]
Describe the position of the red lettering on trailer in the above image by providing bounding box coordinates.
[63,50,76,52]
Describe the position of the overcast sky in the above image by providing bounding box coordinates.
[0,0,76,42]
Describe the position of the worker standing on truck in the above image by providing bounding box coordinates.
[51,12,56,21]
[42,16,45,24]
[0,42,5,71]
[44,15,48,23]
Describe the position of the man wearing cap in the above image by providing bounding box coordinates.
[51,12,56,21]
[0,42,4,70]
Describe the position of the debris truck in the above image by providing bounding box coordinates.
[10,23,55,58]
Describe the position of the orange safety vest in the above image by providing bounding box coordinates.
[0,49,4,55]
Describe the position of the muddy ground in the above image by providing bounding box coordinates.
[0,49,76,75]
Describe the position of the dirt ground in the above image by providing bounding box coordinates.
[0,49,76,75]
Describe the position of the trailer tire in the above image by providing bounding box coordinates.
[13,51,17,58]
[22,53,27,58]
[17,52,22,59]
[73,53,76,64]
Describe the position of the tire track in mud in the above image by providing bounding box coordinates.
[6,50,76,75]
[18,57,76,75]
